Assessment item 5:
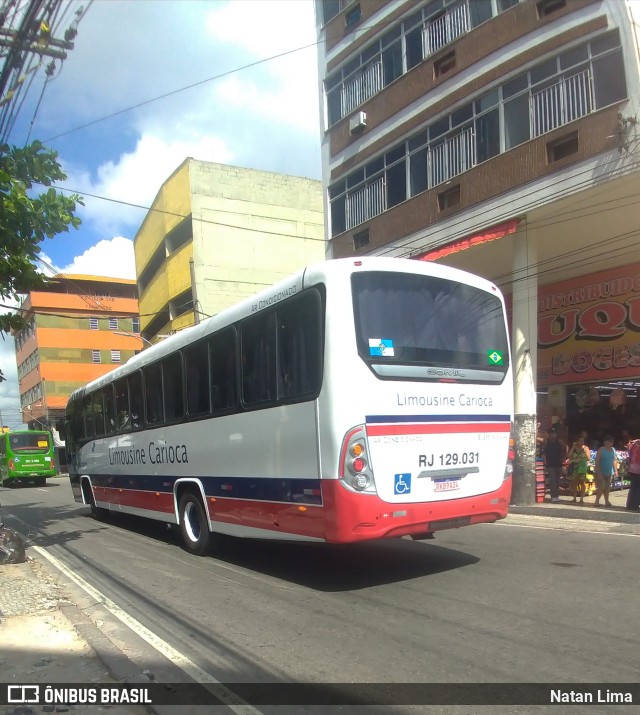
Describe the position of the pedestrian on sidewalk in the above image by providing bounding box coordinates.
[543,428,566,503]
[568,435,590,504]
[625,436,640,513]
[594,436,616,507]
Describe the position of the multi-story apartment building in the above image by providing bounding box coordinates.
[14,275,140,431]
[315,0,640,500]
[134,159,325,343]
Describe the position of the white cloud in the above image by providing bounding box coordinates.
[61,236,136,280]
[63,133,234,237]
[0,335,21,429]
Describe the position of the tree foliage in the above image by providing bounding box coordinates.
[0,140,83,333]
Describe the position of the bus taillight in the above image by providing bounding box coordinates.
[339,426,377,494]
[505,432,516,480]
[8,459,14,471]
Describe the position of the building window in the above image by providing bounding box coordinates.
[92,350,101,364]
[108,317,118,330]
[344,3,361,28]
[132,317,140,333]
[328,31,626,236]
[438,185,461,211]
[547,132,579,163]
[537,0,566,19]
[325,0,519,127]
[111,350,121,363]
[434,51,456,79]
[89,318,99,330]
[353,229,370,250]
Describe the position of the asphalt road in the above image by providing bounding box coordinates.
[1,477,639,715]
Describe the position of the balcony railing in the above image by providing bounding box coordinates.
[423,2,470,58]
[428,127,476,188]
[530,69,594,137]
[341,62,384,116]
[346,177,386,230]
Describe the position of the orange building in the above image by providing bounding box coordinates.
[14,275,140,431]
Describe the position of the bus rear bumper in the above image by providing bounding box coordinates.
[322,477,512,543]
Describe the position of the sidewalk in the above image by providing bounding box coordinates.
[509,484,640,524]
[0,556,152,715]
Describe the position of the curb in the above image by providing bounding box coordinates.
[26,550,159,715]
[508,504,640,524]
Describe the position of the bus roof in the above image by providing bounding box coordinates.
[68,257,503,402]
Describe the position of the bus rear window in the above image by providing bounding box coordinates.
[9,432,51,452]
[352,271,509,379]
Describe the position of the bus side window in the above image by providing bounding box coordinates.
[240,314,276,406]
[185,341,210,417]
[84,394,95,438]
[144,363,163,426]
[104,384,116,435]
[128,371,144,429]
[114,378,130,431]
[276,292,322,400]
[163,353,184,422]
[211,328,237,412]
[93,391,106,436]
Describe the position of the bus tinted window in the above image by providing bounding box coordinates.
[84,394,95,437]
[163,353,184,422]
[129,371,144,429]
[185,341,210,416]
[8,432,51,451]
[144,363,163,425]
[352,271,509,372]
[277,292,322,399]
[210,328,237,412]
[241,314,276,405]
[104,384,116,435]
[115,379,130,431]
[93,391,105,436]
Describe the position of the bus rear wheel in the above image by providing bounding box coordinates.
[179,492,211,556]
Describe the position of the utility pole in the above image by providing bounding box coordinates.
[0,1,87,140]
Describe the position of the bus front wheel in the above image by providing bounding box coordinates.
[179,492,211,556]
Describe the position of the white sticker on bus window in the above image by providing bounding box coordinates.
[369,338,395,357]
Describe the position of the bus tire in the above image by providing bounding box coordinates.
[82,480,108,521]
[178,491,211,556]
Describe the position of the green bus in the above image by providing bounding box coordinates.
[0,430,57,486]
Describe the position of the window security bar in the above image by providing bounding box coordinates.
[341,62,384,116]
[530,69,593,138]
[427,126,476,188]
[346,176,386,230]
[423,2,470,58]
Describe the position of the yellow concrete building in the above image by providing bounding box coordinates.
[134,160,325,342]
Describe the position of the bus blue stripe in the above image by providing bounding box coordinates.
[365,414,511,424]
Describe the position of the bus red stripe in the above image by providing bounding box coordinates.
[366,423,511,436]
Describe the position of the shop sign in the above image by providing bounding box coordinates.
[537,264,640,386]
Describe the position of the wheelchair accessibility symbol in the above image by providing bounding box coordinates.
[394,473,411,495]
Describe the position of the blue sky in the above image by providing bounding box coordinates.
[0,0,323,426]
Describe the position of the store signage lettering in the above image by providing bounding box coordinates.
[538,297,640,347]
[551,343,640,375]
[536,267,640,385]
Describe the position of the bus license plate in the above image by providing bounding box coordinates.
[434,478,461,492]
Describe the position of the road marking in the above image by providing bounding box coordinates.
[495,518,640,538]
[32,545,263,715]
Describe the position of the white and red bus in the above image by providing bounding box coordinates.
[65,257,514,554]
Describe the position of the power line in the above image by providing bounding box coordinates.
[41,39,323,144]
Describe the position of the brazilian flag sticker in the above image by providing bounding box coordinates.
[487,350,504,366]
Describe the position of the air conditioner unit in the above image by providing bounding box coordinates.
[349,111,367,134]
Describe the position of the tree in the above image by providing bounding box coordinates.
[0,140,83,333]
